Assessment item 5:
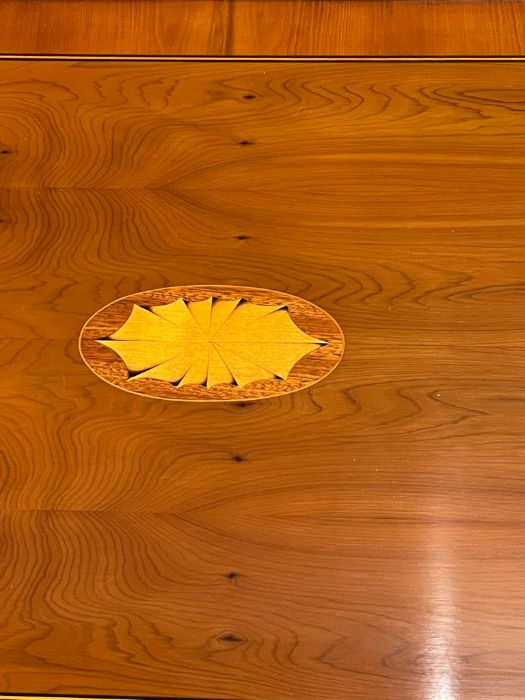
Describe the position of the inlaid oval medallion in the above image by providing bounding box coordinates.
[79,286,345,401]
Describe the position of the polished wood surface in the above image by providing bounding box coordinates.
[1,0,525,56]
[1,59,525,699]
[80,286,344,402]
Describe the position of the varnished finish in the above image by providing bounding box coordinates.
[80,286,343,401]
[1,0,525,56]
[1,60,525,699]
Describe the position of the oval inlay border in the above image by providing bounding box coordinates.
[79,285,345,402]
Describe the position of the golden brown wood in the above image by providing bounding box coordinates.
[1,0,525,56]
[232,0,525,56]
[80,285,344,401]
[1,59,525,700]
[0,0,229,56]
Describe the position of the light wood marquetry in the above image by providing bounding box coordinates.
[80,286,344,401]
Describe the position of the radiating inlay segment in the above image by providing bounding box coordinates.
[99,298,325,388]
[80,285,345,402]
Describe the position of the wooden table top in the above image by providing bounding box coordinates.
[1,58,524,700]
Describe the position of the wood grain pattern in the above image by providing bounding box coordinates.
[1,0,525,56]
[1,59,525,700]
[80,286,344,401]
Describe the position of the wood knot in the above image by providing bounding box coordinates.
[224,571,241,580]
[217,633,244,643]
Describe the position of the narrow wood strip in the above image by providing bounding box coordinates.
[0,0,524,56]
[0,696,232,700]
[0,55,524,62]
